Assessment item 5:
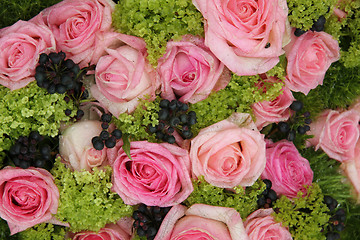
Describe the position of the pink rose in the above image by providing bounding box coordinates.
[108,141,193,207]
[341,141,360,203]
[34,0,115,67]
[307,109,360,162]
[244,208,292,240]
[192,0,291,75]
[190,113,266,188]
[261,140,313,199]
[0,167,59,235]
[155,204,249,240]
[158,35,230,104]
[59,120,107,171]
[0,20,56,90]
[284,30,340,95]
[252,77,295,129]
[90,33,158,116]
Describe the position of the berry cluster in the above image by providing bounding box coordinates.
[132,204,172,240]
[257,179,278,208]
[323,196,346,240]
[6,131,56,170]
[277,100,311,141]
[91,113,122,150]
[294,15,326,37]
[149,99,197,143]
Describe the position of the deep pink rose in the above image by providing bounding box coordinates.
[192,0,291,75]
[108,141,193,207]
[252,77,295,129]
[0,20,56,90]
[190,113,266,188]
[0,167,59,235]
[90,33,158,117]
[59,120,107,171]
[34,0,115,67]
[341,141,360,203]
[244,208,292,240]
[307,109,360,162]
[158,35,230,103]
[261,140,313,199]
[155,204,249,240]
[284,30,340,95]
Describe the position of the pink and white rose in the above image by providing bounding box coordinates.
[0,167,60,235]
[158,35,230,104]
[252,77,295,129]
[284,30,340,95]
[261,140,313,199]
[59,120,106,171]
[34,0,115,67]
[307,109,360,162]
[244,208,292,240]
[192,0,291,75]
[155,204,249,240]
[90,33,158,116]
[341,141,360,203]
[0,20,56,90]
[190,113,266,188]
[108,141,193,207]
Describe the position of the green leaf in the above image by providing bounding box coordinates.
[122,134,132,160]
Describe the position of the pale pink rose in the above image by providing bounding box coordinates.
[307,109,360,162]
[192,0,291,75]
[252,77,295,129]
[190,113,266,188]
[34,0,115,68]
[109,141,193,207]
[0,20,56,90]
[0,167,59,235]
[244,208,292,240]
[158,35,231,103]
[261,140,313,199]
[349,98,360,115]
[90,33,158,117]
[284,30,340,95]
[341,141,360,203]
[59,120,106,171]
[155,204,249,240]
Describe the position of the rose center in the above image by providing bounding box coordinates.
[68,12,90,39]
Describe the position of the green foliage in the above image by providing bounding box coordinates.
[185,177,266,219]
[287,0,337,30]
[0,218,10,240]
[0,0,61,29]
[190,74,283,134]
[51,158,133,232]
[113,97,160,141]
[0,82,76,154]
[273,184,330,240]
[112,0,204,65]
[15,223,66,240]
[341,203,360,240]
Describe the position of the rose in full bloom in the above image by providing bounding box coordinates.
[251,77,295,129]
[108,141,193,207]
[192,0,291,75]
[244,208,292,240]
[34,0,115,67]
[0,20,56,90]
[90,33,158,116]
[59,120,106,171]
[341,141,360,203]
[284,30,340,95]
[261,140,313,199]
[154,204,249,240]
[190,113,266,188]
[158,35,230,104]
[0,167,59,235]
[307,109,360,162]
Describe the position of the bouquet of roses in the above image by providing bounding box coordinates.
[1,0,360,239]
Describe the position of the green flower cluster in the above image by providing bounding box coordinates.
[190,74,284,133]
[185,177,266,219]
[14,223,66,240]
[51,158,133,232]
[112,0,204,65]
[287,0,337,30]
[273,183,330,240]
